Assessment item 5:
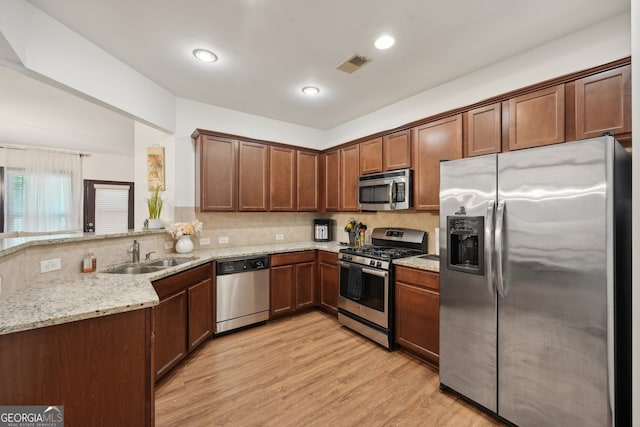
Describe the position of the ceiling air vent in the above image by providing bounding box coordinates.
[336,54,372,74]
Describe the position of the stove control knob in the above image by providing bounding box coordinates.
[369,260,375,266]
[376,261,382,268]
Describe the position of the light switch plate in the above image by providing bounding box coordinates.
[199,237,211,245]
[219,236,229,244]
[275,234,284,241]
[40,258,61,273]
[164,241,174,250]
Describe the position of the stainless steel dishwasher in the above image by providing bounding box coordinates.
[215,255,270,334]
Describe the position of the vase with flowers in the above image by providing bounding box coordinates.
[167,220,203,254]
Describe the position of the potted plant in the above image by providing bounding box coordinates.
[147,185,164,229]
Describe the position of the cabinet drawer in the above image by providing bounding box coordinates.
[317,250,338,265]
[153,263,213,299]
[271,251,315,266]
[395,266,439,292]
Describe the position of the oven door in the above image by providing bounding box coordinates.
[337,260,389,328]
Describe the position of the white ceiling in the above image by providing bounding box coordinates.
[24,0,630,130]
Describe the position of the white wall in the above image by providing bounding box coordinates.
[82,152,134,182]
[0,0,176,133]
[134,122,175,229]
[324,12,631,149]
[173,97,324,207]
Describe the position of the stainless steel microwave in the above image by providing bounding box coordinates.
[358,168,412,211]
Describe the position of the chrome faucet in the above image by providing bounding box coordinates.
[145,251,156,261]
[128,240,140,263]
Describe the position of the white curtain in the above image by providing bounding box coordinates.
[1,147,83,233]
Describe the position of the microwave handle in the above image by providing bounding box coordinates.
[389,180,396,209]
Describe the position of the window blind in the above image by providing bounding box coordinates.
[94,183,130,234]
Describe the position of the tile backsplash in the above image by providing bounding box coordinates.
[176,208,439,254]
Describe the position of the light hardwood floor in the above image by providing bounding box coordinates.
[155,310,504,427]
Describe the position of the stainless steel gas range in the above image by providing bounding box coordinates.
[337,227,427,349]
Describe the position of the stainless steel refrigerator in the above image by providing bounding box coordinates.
[438,135,631,427]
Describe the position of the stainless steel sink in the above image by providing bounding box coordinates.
[147,257,196,267]
[102,256,197,274]
[105,265,166,274]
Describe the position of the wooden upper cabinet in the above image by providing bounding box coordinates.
[269,146,296,211]
[359,137,383,175]
[324,150,340,212]
[573,65,631,140]
[297,150,319,211]
[196,135,237,211]
[340,144,360,212]
[383,130,412,170]
[238,141,269,211]
[507,84,565,150]
[413,114,462,211]
[464,103,502,157]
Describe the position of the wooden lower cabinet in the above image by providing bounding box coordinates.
[270,251,316,318]
[318,251,339,315]
[0,309,154,426]
[155,290,188,378]
[394,266,440,366]
[153,262,214,381]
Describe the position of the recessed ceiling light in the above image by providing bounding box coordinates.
[193,49,218,63]
[374,35,395,50]
[302,86,320,95]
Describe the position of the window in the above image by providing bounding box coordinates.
[0,148,83,234]
[84,180,134,234]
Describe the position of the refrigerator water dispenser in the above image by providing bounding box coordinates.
[447,215,484,275]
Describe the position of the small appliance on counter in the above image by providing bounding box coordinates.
[313,219,332,242]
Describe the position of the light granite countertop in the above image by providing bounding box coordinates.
[0,240,344,336]
[393,255,440,273]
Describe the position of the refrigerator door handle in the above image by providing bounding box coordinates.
[495,200,506,298]
[485,200,495,295]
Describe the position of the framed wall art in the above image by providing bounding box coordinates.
[147,146,165,191]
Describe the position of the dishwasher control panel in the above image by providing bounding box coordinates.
[216,256,270,275]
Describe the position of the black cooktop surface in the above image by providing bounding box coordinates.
[339,245,423,261]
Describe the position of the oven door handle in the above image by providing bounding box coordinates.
[362,267,388,278]
[338,260,388,278]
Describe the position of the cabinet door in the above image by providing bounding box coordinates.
[197,135,237,211]
[295,261,315,310]
[413,114,462,211]
[464,103,502,157]
[340,145,360,211]
[269,146,296,211]
[297,150,319,211]
[188,279,213,351]
[574,65,631,140]
[507,85,565,150]
[154,290,187,380]
[319,259,338,314]
[270,264,294,317]
[359,137,383,175]
[383,130,412,171]
[238,141,269,211]
[395,281,440,366]
[324,150,340,212]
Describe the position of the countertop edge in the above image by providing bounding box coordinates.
[0,241,343,336]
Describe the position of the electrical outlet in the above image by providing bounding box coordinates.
[199,237,211,245]
[275,234,284,241]
[0,277,3,295]
[218,236,229,244]
[40,258,62,273]
[164,241,174,250]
